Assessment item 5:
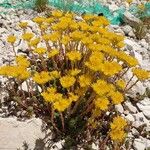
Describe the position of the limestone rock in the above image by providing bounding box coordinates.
[123,11,142,27]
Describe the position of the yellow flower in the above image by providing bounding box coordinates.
[95,97,110,111]
[69,92,79,102]
[66,51,81,61]
[0,65,30,80]
[53,21,69,30]
[52,10,63,18]
[49,71,60,79]
[19,22,28,28]
[18,69,31,80]
[116,79,126,89]
[81,37,93,46]
[92,16,109,27]
[92,80,112,96]
[61,36,71,45]
[85,52,104,71]
[40,24,48,30]
[126,57,139,67]
[42,34,51,42]
[78,22,89,31]
[41,87,58,103]
[53,98,71,112]
[109,91,124,105]
[34,47,47,55]
[117,41,125,48]
[79,75,91,87]
[0,66,18,77]
[117,51,139,67]
[60,75,76,88]
[110,116,127,142]
[16,55,30,68]
[69,22,79,30]
[47,87,57,93]
[110,116,127,130]
[110,129,127,142]
[48,32,61,42]
[70,31,84,41]
[68,69,81,76]
[33,71,51,84]
[7,35,16,44]
[102,61,122,76]
[22,33,34,41]
[65,12,74,18]
[48,49,59,58]
[45,17,54,24]
[33,17,46,24]
[132,68,150,80]
[29,38,40,47]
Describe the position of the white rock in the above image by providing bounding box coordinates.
[53,140,64,149]
[0,117,44,149]
[136,103,150,111]
[140,98,150,106]
[75,15,83,21]
[141,59,150,70]
[143,110,150,119]
[92,142,99,149]
[125,39,141,51]
[114,28,125,35]
[139,39,149,49]
[128,30,135,38]
[122,25,132,35]
[132,128,139,136]
[124,101,138,113]
[19,81,28,92]
[133,138,146,150]
[128,81,146,96]
[125,114,135,122]
[110,25,120,29]
[123,11,142,27]
[0,28,7,34]
[115,104,124,113]
[133,112,149,128]
[109,4,119,12]
[125,71,146,95]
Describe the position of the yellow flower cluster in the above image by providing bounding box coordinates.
[41,87,78,112]
[116,79,126,89]
[1,10,150,145]
[7,35,16,44]
[60,75,76,88]
[29,38,40,47]
[19,22,28,28]
[48,49,59,58]
[22,33,34,41]
[33,71,51,84]
[34,47,47,55]
[33,71,60,85]
[95,97,109,111]
[132,68,150,80]
[66,51,81,61]
[110,116,127,142]
[92,79,124,109]
[0,55,30,80]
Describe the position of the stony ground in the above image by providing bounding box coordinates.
[0,0,150,149]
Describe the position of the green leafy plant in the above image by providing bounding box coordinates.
[35,0,48,12]
[1,10,150,149]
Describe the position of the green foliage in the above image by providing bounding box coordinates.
[35,0,48,12]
